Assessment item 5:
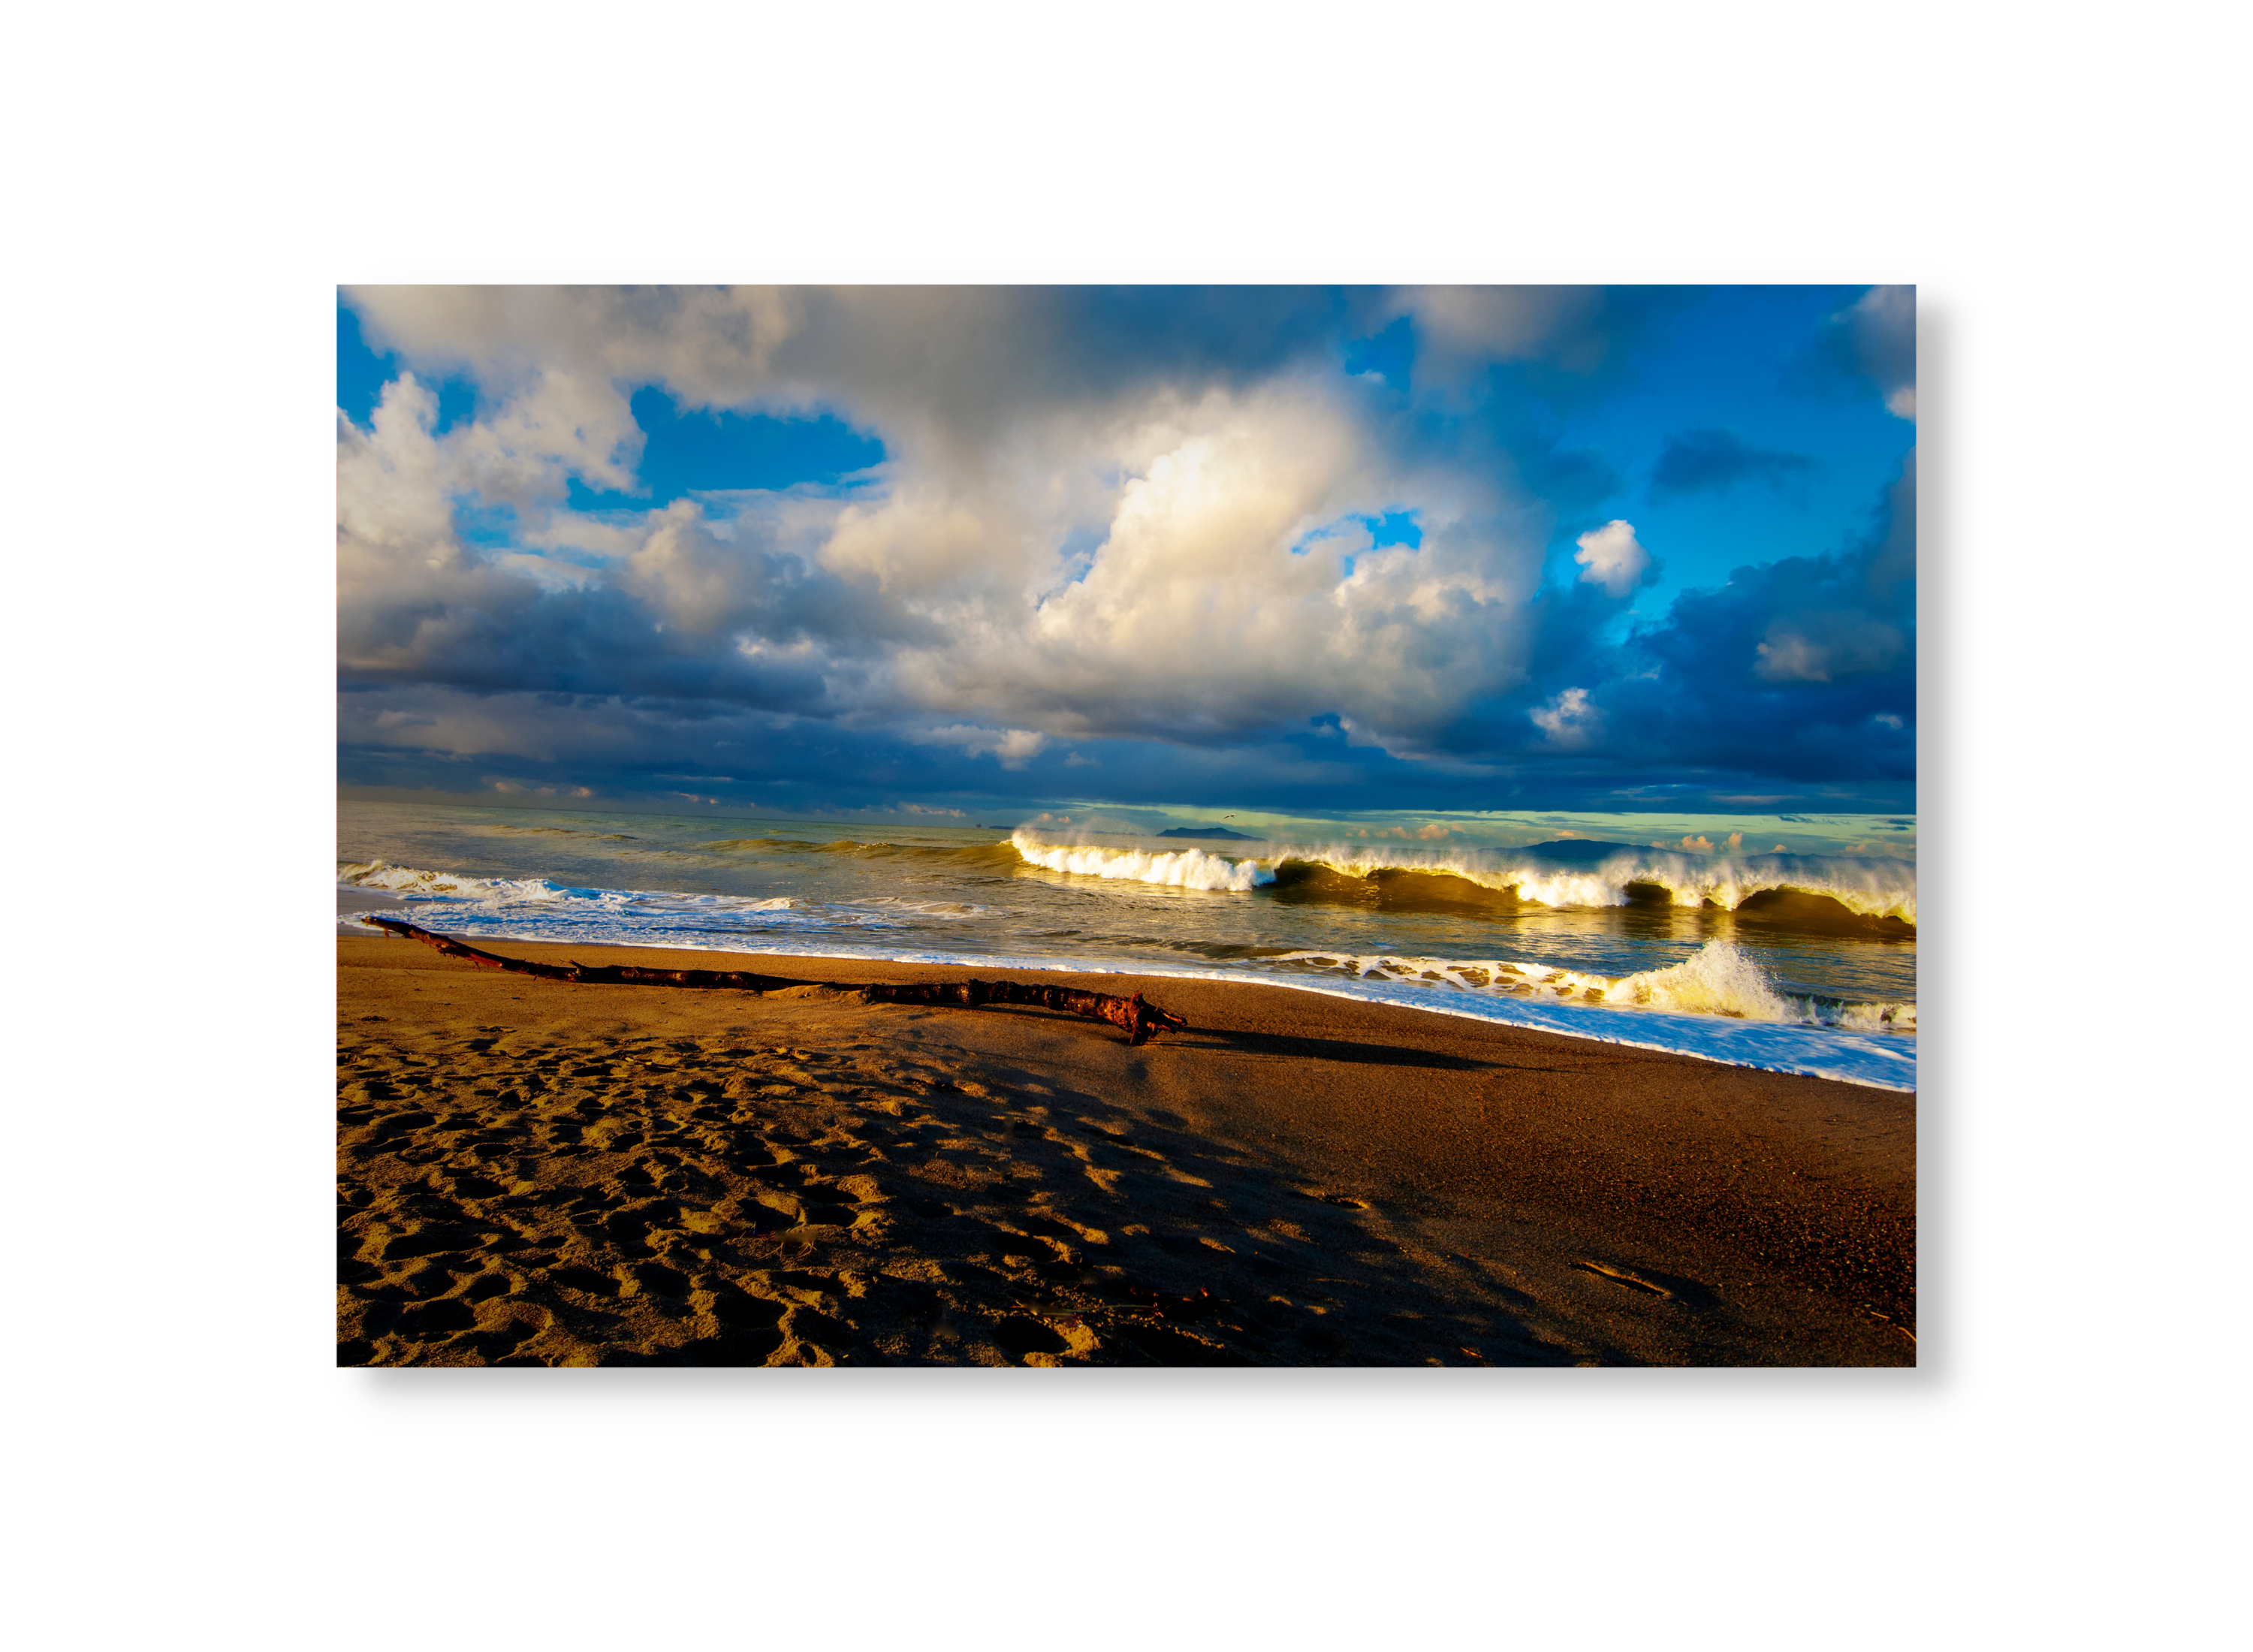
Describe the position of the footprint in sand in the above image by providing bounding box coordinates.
[338,1023,1561,1367]
[991,1316,1072,1362]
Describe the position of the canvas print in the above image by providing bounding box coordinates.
[336,285,1915,1367]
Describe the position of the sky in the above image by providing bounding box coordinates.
[337,285,1915,825]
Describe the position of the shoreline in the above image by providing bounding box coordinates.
[336,901,1914,1093]
[339,933,1916,1367]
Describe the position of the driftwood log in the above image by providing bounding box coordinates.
[364,916,1189,1046]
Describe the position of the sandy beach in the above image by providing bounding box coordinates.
[338,932,1915,1367]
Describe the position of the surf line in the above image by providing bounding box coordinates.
[364,916,1190,1047]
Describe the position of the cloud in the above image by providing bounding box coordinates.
[339,315,1549,759]
[911,725,1052,768]
[1648,429,1817,500]
[1754,611,1908,683]
[1529,686,1601,748]
[1392,285,1609,382]
[1802,285,1915,420]
[337,286,1916,814]
[1590,454,1917,780]
[1572,520,1650,596]
[1844,286,1917,419]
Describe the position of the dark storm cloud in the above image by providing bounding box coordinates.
[1648,428,1817,500]
[337,498,921,717]
[1598,456,1915,780]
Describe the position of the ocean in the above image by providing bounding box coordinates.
[337,797,1917,1091]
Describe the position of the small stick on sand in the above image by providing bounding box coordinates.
[365,916,1190,1045]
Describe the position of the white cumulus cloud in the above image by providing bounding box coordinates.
[1573,520,1649,596]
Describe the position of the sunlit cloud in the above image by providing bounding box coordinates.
[1572,520,1650,598]
[337,285,1916,816]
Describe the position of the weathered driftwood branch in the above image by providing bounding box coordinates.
[364,917,1190,1046]
[852,977,1188,1045]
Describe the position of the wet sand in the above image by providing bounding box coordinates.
[337,933,1916,1367]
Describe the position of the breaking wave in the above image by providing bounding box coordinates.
[1268,940,1912,1032]
[1009,831,1915,926]
[1009,837,1270,892]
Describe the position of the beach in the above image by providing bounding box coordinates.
[339,931,1915,1367]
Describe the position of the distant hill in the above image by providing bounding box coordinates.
[1157,825,1256,841]
[1520,839,1639,863]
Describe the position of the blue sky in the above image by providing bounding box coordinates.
[337,285,1914,822]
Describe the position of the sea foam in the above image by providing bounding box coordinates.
[1271,940,1913,1032]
